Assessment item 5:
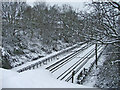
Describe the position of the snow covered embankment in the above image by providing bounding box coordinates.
[1,68,93,88]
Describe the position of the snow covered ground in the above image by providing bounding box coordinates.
[1,68,93,88]
[0,44,106,88]
[0,69,2,90]
[82,55,106,87]
[82,45,120,88]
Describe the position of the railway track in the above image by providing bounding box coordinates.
[46,44,104,82]
[57,45,101,80]
[65,45,104,82]
[46,44,92,73]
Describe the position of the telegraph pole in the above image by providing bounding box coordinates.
[95,43,97,66]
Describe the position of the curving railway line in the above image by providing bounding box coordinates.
[45,44,105,82]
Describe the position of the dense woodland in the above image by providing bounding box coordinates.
[1,1,120,69]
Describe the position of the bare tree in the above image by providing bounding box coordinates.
[2,2,27,24]
[82,1,120,47]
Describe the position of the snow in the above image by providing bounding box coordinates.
[1,43,105,88]
[75,45,105,75]
[12,43,84,71]
[45,45,95,79]
[0,69,2,90]
[43,43,87,69]
[1,68,93,88]
[114,60,120,63]
[82,48,107,87]
[42,44,105,85]
[74,45,105,85]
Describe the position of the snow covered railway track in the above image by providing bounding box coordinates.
[16,42,88,73]
[48,45,104,82]
[65,45,104,82]
[45,44,92,73]
[57,45,101,80]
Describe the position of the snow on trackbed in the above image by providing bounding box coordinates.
[1,68,93,88]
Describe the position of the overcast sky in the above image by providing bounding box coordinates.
[26,0,92,11]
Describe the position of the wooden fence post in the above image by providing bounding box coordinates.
[72,71,75,83]
[36,63,38,68]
